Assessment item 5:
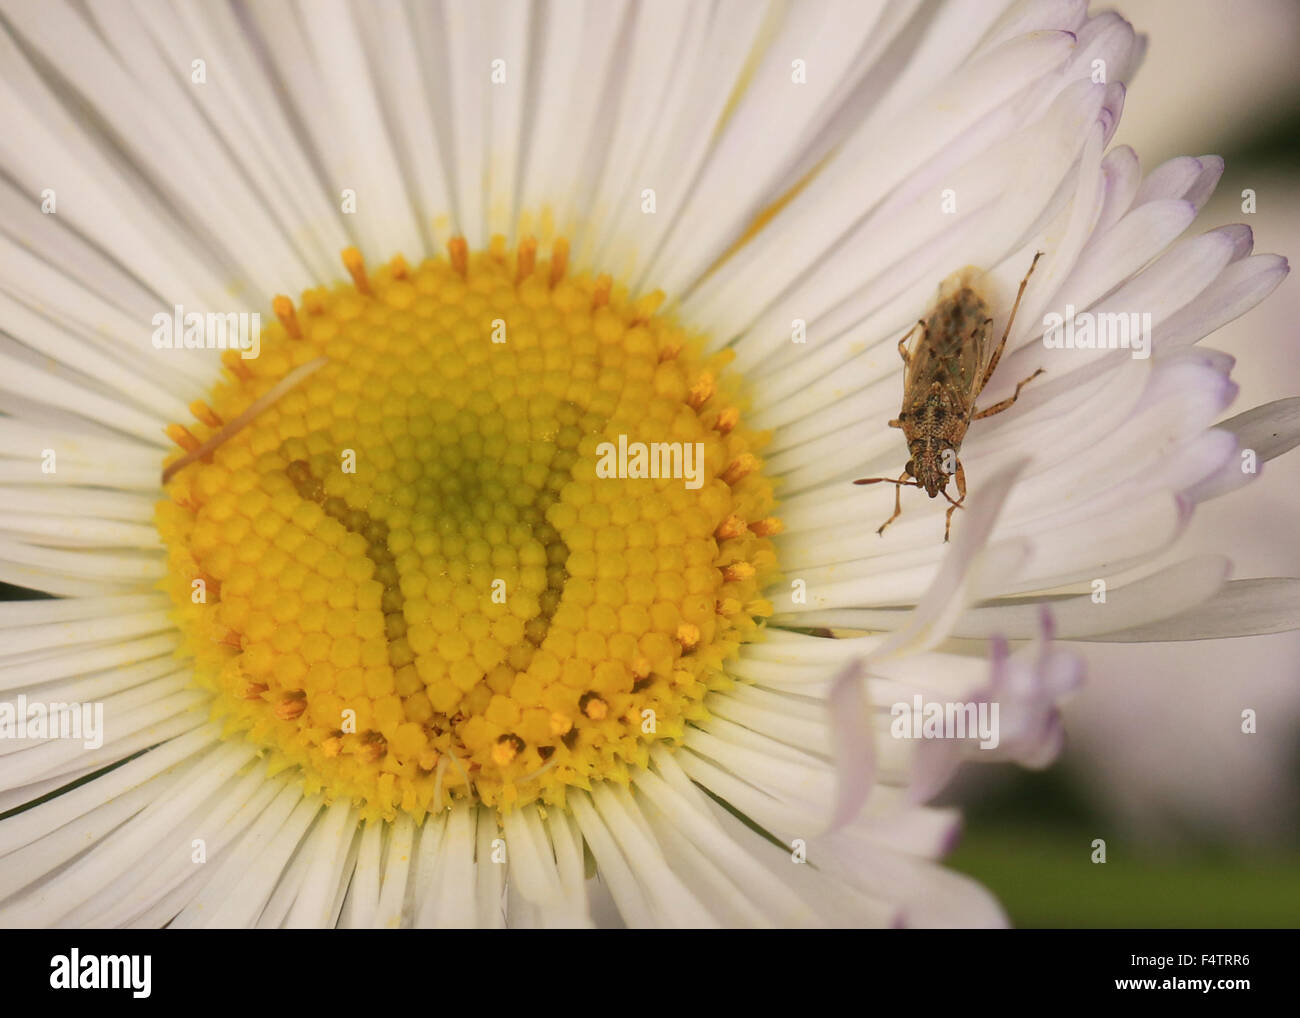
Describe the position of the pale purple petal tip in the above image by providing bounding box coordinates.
[827,658,875,829]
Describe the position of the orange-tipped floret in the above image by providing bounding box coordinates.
[448,235,469,277]
[165,423,202,454]
[189,400,223,429]
[688,372,716,410]
[515,236,537,284]
[549,238,569,287]
[272,295,302,339]
[721,453,759,486]
[341,247,370,295]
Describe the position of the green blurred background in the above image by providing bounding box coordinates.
[946,764,1299,928]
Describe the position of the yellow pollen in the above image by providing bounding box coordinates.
[580,692,608,721]
[549,712,573,737]
[688,372,716,409]
[492,734,524,767]
[721,453,760,486]
[723,561,756,582]
[750,517,785,537]
[715,514,748,540]
[155,236,781,821]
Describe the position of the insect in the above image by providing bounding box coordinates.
[855,252,1045,541]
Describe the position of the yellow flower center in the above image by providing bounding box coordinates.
[156,238,780,821]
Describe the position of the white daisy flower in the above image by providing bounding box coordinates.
[0,0,1295,930]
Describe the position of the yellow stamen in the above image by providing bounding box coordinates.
[515,236,537,284]
[418,747,441,771]
[715,407,740,434]
[189,400,223,429]
[549,238,569,287]
[165,423,201,454]
[342,246,370,295]
[448,236,469,277]
[492,734,523,767]
[357,733,387,765]
[275,694,307,721]
[272,295,301,339]
[723,561,756,582]
[658,338,682,362]
[222,349,252,381]
[580,693,608,721]
[630,290,664,325]
[688,372,716,409]
[715,515,748,540]
[721,453,760,486]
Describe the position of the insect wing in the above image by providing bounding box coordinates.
[905,295,988,401]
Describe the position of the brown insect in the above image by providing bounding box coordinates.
[855,252,1045,541]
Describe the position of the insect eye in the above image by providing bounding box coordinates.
[904,459,915,477]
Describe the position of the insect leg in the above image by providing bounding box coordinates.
[877,471,910,536]
[897,319,925,366]
[852,471,917,536]
[942,461,968,542]
[972,367,1045,420]
[976,250,1044,393]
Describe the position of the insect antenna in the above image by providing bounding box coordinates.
[852,476,921,487]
